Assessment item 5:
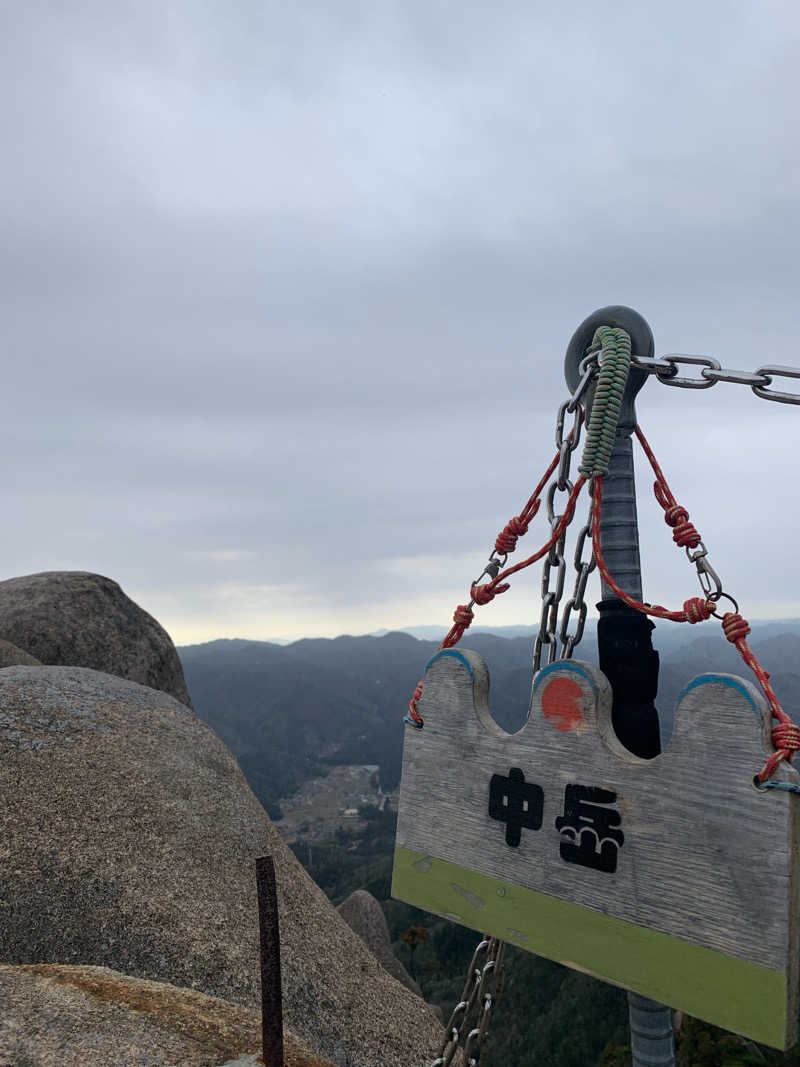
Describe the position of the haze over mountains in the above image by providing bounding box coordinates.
[177,619,800,819]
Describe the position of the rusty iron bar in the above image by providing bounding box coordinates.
[256,855,284,1067]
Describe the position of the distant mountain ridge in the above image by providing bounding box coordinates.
[178,619,800,818]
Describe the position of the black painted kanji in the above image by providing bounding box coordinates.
[488,767,544,848]
[555,784,624,873]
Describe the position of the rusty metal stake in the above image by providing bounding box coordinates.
[256,855,284,1067]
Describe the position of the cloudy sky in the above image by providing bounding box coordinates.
[2,2,799,646]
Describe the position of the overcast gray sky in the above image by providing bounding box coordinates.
[2,2,799,645]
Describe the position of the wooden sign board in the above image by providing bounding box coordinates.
[392,649,800,1049]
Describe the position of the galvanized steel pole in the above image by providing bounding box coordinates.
[564,306,676,1067]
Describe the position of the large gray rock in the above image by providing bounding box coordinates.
[0,963,333,1066]
[338,890,421,996]
[0,571,192,707]
[0,667,443,1067]
[0,638,41,667]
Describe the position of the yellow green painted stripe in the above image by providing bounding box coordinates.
[392,846,788,1049]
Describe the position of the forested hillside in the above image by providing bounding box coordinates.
[178,622,800,817]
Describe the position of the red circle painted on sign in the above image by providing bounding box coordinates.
[542,675,584,731]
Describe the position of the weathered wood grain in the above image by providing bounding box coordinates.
[392,648,800,1048]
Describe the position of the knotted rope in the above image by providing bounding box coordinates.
[405,455,587,727]
[592,428,799,786]
[718,611,800,782]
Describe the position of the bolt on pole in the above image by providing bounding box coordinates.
[565,306,676,1067]
[256,855,285,1067]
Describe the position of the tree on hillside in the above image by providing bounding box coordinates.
[401,924,429,980]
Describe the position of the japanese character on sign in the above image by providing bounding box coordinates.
[555,784,624,873]
[488,767,544,847]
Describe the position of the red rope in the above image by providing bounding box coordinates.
[406,456,585,726]
[635,426,703,549]
[591,478,715,624]
[490,478,587,584]
[494,448,562,556]
[634,426,798,783]
[719,612,800,781]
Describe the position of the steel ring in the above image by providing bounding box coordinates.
[708,591,739,614]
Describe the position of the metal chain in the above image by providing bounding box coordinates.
[533,356,594,672]
[631,353,800,404]
[533,478,570,671]
[558,491,596,659]
[432,938,506,1067]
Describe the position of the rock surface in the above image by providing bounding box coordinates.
[0,638,41,667]
[0,571,192,706]
[0,962,332,1067]
[0,666,442,1067]
[338,890,421,996]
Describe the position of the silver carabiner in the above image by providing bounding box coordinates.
[695,555,723,599]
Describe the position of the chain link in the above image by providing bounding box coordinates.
[533,377,590,672]
[751,364,800,405]
[558,491,597,659]
[432,938,506,1067]
[651,353,720,388]
[632,353,800,404]
[567,352,599,413]
[533,506,568,670]
[555,399,584,491]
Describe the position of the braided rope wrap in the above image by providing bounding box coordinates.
[719,611,800,782]
[579,326,632,477]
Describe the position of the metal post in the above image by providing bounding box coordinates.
[256,855,285,1067]
[565,306,676,1067]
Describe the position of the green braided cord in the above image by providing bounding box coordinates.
[578,326,632,477]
